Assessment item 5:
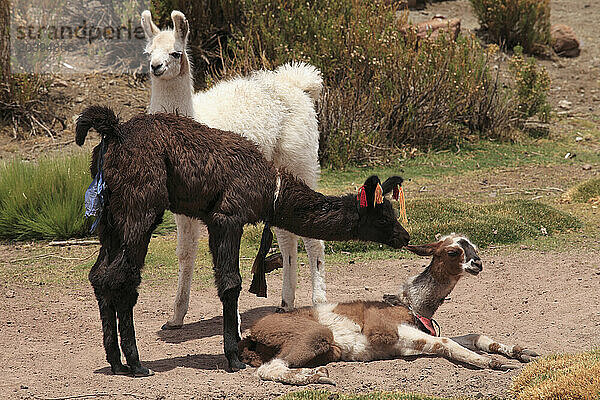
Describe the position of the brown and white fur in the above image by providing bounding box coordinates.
[239,234,538,385]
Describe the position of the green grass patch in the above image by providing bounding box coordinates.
[278,390,449,400]
[512,349,600,400]
[325,198,581,255]
[0,154,92,240]
[568,178,600,203]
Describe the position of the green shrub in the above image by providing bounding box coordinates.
[470,0,551,54]
[508,46,551,122]
[215,0,515,167]
[325,198,580,253]
[0,155,92,240]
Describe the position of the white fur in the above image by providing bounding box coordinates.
[142,10,327,327]
[314,304,372,361]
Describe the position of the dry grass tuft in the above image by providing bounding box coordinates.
[512,349,600,400]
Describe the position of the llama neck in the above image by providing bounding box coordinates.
[272,174,360,242]
[148,56,194,117]
[399,262,460,319]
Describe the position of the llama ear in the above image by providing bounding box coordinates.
[171,10,189,43]
[405,243,437,257]
[358,175,383,208]
[381,176,404,196]
[141,10,160,40]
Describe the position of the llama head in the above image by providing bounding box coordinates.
[356,175,410,249]
[141,10,189,80]
[406,233,482,276]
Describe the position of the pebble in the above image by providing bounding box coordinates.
[582,164,592,170]
[5,290,15,298]
[558,99,572,109]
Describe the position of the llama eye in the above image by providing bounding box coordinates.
[448,250,460,257]
[171,52,182,59]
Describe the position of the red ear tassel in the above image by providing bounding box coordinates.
[357,186,368,208]
[393,185,400,201]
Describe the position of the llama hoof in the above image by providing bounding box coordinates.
[111,363,130,375]
[228,358,246,372]
[313,367,335,386]
[130,365,154,377]
[161,321,183,330]
[518,349,540,363]
[490,359,519,371]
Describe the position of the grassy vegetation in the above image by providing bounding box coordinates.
[0,154,92,240]
[512,349,600,400]
[567,178,600,204]
[278,390,449,400]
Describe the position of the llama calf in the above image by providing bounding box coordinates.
[141,10,327,329]
[76,106,410,376]
[239,234,539,385]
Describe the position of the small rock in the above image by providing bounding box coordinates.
[75,96,85,103]
[558,99,572,110]
[20,385,28,390]
[541,227,548,235]
[582,164,592,171]
[565,152,576,159]
[5,290,15,298]
[576,136,584,142]
[551,24,581,57]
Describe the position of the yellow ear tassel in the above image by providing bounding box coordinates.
[374,183,384,205]
[397,186,408,225]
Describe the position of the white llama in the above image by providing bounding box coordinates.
[141,10,327,329]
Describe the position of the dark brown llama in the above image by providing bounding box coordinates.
[239,234,539,385]
[75,106,410,377]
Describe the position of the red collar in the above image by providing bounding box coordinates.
[415,314,438,336]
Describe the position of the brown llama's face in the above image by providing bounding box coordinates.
[141,10,188,80]
[406,234,482,276]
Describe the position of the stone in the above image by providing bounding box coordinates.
[400,16,461,41]
[558,99,572,110]
[551,24,581,58]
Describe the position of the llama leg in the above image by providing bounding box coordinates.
[303,238,326,305]
[208,220,245,371]
[396,325,520,370]
[256,326,337,385]
[116,290,153,377]
[95,290,128,375]
[451,334,539,363]
[163,214,203,330]
[275,228,298,311]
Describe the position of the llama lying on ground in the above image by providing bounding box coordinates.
[239,234,539,385]
[76,106,410,376]
[141,10,327,329]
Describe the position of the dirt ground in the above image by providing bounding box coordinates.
[1,245,599,400]
[1,0,599,399]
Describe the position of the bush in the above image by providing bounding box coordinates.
[470,0,551,54]
[216,0,516,167]
[512,349,600,400]
[508,46,551,122]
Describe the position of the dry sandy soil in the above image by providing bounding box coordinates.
[1,245,599,400]
[1,1,599,399]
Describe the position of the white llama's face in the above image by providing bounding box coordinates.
[141,10,189,81]
[145,32,185,80]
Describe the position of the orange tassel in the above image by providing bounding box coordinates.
[374,183,383,205]
[397,186,408,225]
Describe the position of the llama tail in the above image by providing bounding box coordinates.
[275,62,323,103]
[75,106,120,146]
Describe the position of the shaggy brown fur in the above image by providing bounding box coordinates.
[76,106,410,376]
[239,234,539,385]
